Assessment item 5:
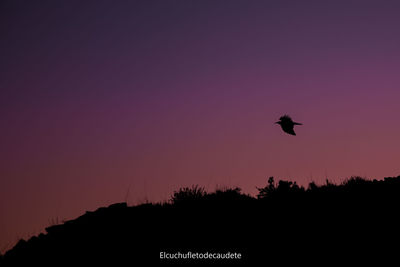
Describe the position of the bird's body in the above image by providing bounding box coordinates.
[275,115,302,135]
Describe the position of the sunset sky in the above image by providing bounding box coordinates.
[1,0,400,252]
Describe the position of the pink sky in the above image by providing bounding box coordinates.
[1,0,400,253]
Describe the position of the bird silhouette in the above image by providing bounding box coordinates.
[275,115,302,135]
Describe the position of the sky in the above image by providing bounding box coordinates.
[1,0,400,252]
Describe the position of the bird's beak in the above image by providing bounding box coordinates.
[275,121,280,124]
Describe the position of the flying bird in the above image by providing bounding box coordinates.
[275,115,302,135]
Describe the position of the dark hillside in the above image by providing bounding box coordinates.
[2,176,400,265]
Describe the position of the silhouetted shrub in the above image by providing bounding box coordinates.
[342,176,368,186]
[214,186,242,196]
[170,185,206,205]
[308,181,318,191]
[256,177,275,199]
[257,177,305,199]
[207,187,254,206]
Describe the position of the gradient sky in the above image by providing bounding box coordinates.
[1,0,400,252]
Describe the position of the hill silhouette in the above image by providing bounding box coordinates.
[2,176,400,265]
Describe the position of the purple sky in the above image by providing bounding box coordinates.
[1,0,400,252]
